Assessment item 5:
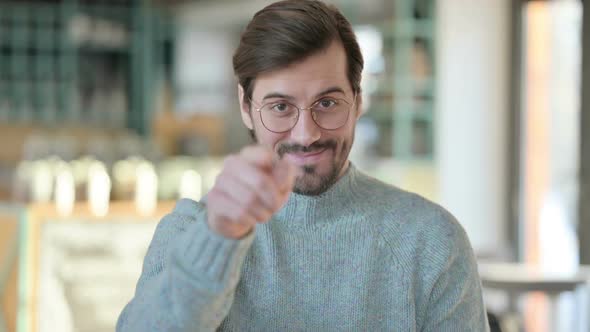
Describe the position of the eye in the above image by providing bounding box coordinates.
[317,98,337,109]
[271,103,289,112]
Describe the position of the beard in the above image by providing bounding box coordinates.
[249,129,352,196]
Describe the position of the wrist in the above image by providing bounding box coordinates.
[207,218,254,240]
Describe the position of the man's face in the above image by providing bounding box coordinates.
[239,41,362,196]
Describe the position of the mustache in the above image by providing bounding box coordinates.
[277,140,337,157]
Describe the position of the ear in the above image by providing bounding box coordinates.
[238,85,254,130]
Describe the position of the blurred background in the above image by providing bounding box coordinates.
[0,0,587,331]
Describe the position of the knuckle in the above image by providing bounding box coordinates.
[244,192,257,207]
[251,175,263,189]
[236,207,249,223]
[252,173,269,190]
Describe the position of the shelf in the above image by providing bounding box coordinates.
[378,19,435,40]
[373,77,435,98]
[375,6,436,160]
[368,102,434,122]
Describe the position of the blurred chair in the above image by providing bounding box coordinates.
[112,156,144,201]
[54,162,75,217]
[479,261,590,332]
[30,160,54,203]
[178,169,202,202]
[157,156,216,201]
[157,157,200,201]
[87,161,111,217]
[135,161,158,216]
[70,156,98,202]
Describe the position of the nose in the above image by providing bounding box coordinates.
[290,109,321,147]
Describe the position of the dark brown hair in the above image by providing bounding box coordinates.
[232,0,364,107]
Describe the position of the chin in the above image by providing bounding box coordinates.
[293,182,328,196]
[292,162,341,196]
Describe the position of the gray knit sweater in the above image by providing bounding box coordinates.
[117,164,489,331]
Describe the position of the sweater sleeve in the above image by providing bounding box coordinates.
[116,198,255,332]
[420,214,490,332]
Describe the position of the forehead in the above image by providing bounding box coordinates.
[252,41,350,100]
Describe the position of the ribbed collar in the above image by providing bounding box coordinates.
[273,162,362,230]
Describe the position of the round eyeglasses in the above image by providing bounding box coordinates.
[250,96,356,133]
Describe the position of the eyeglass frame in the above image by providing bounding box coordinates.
[248,94,357,133]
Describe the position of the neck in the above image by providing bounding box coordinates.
[273,162,360,230]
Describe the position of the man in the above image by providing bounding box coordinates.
[117,0,489,331]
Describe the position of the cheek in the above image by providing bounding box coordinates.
[253,122,285,149]
[344,122,357,142]
[332,126,355,157]
[334,124,356,145]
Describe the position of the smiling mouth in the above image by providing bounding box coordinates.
[284,148,327,165]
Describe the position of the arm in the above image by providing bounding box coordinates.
[116,199,255,332]
[117,146,293,331]
[421,221,490,332]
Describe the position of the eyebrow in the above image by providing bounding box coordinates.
[314,86,346,99]
[261,86,346,102]
[262,92,296,101]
